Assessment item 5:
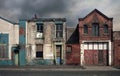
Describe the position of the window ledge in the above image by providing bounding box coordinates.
[0,58,10,60]
[34,58,43,60]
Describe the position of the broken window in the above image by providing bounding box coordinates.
[84,25,88,34]
[36,23,43,33]
[36,44,43,58]
[56,24,63,38]
[92,23,99,36]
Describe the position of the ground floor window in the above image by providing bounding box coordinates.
[36,44,43,58]
[0,44,8,58]
[0,34,9,58]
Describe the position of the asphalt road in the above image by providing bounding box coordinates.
[0,70,120,76]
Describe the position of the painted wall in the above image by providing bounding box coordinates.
[0,18,19,65]
[26,19,66,65]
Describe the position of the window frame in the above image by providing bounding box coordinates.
[56,24,63,38]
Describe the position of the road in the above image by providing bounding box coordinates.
[0,70,120,76]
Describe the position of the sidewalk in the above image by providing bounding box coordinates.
[0,65,119,71]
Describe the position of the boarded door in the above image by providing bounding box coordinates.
[56,45,62,65]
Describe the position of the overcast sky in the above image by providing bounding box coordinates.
[0,0,120,31]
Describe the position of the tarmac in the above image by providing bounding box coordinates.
[0,65,119,71]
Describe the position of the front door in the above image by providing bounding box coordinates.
[15,53,19,65]
[56,45,62,65]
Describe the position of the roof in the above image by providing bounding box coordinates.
[79,9,113,21]
[0,16,16,24]
[66,25,79,44]
[28,18,66,22]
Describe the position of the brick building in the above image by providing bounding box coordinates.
[66,9,113,66]
[113,31,120,66]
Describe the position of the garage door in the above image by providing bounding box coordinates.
[84,42,108,65]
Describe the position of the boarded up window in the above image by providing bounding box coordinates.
[66,46,72,53]
[36,44,43,58]
[0,34,9,58]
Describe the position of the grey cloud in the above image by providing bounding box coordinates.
[0,0,120,29]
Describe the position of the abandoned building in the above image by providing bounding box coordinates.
[0,9,120,66]
[66,9,113,66]
[19,18,66,65]
[0,17,19,65]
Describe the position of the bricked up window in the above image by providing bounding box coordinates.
[66,46,72,53]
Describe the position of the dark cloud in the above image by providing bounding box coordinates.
[0,0,120,29]
[20,0,67,18]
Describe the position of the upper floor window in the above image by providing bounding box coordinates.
[92,23,99,36]
[56,24,63,38]
[104,24,108,33]
[36,23,43,33]
[84,25,88,34]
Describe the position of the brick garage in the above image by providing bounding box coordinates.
[79,9,113,66]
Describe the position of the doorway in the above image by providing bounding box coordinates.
[56,45,62,65]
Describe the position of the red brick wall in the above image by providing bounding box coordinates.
[78,11,113,41]
[114,40,120,66]
[66,44,80,65]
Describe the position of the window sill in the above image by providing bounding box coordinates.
[34,58,43,60]
[0,58,10,60]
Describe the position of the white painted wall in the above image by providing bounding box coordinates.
[0,18,19,59]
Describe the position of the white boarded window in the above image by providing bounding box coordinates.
[84,43,88,50]
[99,43,103,50]
[103,43,107,50]
[94,43,98,50]
[89,43,93,50]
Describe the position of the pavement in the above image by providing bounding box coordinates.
[0,65,119,71]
